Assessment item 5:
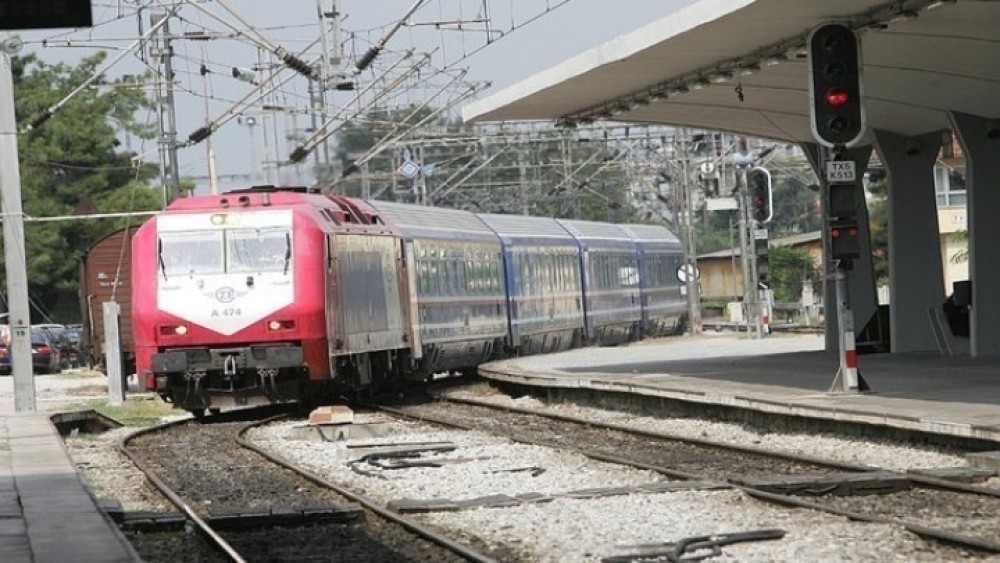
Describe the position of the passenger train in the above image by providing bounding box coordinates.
[131,186,686,414]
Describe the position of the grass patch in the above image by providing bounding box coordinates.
[57,369,106,380]
[68,384,109,396]
[87,396,179,427]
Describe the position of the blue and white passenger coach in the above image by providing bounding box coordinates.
[557,219,643,346]
[620,224,687,337]
[367,201,508,376]
[478,213,585,356]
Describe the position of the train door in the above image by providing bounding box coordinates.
[324,235,344,370]
[329,233,407,355]
[402,239,422,359]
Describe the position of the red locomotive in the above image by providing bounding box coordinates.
[132,187,413,414]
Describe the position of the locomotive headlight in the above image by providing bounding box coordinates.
[212,213,239,226]
[268,320,282,331]
[267,320,295,331]
[159,324,190,336]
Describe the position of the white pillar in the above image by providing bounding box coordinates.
[873,129,945,353]
[0,49,35,411]
[103,302,125,404]
[950,112,1000,356]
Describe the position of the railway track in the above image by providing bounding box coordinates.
[118,408,501,562]
[381,392,1000,556]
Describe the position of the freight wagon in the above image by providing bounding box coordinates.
[79,226,138,374]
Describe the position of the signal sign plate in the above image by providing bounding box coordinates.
[676,263,701,283]
[397,160,420,178]
[826,161,856,184]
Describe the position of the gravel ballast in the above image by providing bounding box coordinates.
[247,410,989,562]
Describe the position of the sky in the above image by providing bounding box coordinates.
[17,0,697,193]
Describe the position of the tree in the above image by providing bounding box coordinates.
[949,230,968,265]
[0,52,160,322]
[768,246,820,303]
[864,178,890,286]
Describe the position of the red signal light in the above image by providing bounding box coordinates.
[826,88,849,108]
[830,227,860,238]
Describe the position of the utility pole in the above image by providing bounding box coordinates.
[0,37,35,411]
[200,44,219,194]
[677,129,702,335]
[306,0,340,187]
[150,11,181,203]
[736,169,754,336]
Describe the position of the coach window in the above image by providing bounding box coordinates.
[427,260,439,296]
[457,257,467,295]
[529,254,540,295]
[519,254,529,295]
[418,260,427,295]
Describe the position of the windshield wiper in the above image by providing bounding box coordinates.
[157,238,168,280]
[283,232,291,275]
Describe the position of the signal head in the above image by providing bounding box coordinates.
[808,23,865,146]
[747,167,773,224]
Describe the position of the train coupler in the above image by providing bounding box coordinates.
[257,368,280,401]
[181,370,210,410]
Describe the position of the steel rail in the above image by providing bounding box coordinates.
[234,418,497,563]
[119,418,246,563]
[382,395,1000,555]
[440,393,1000,498]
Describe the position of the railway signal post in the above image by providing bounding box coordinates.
[747,167,772,337]
[809,22,871,393]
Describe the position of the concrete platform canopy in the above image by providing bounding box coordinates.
[463,0,1000,143]
[464,0,1000,359]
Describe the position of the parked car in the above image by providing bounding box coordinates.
[36,324,74,371]
[0,326,61,375]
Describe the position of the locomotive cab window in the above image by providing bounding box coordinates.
[159,231,224,276]
[158,227,290,276]
[228,228,291,273]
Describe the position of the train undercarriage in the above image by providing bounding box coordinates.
[150,344,308,413]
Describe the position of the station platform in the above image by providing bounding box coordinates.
[0,411,137,562]
[479,333,1000,446]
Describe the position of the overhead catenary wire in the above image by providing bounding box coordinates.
[338,82,484,180]
[345,66,469,168]
[288,49,427,163]
[182,0,320,80]
[25,0,589,202]
[354,0,428,73]
[185,35,324,145]
[22,10,176,133]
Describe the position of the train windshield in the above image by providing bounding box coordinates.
[159,231,224,276]
[227,228,291,273]
[158,228,291,277]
